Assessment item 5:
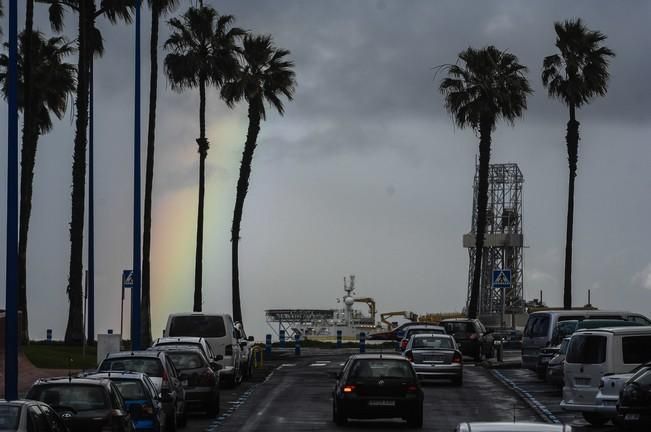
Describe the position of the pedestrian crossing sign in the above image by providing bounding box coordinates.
[492,269,511,289]
[122,270,134,289]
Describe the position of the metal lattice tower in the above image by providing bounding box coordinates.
[462,163,525,320]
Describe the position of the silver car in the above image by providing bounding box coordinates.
[403,333,463,385]
[456,422,572,431]
[0,400,69,431]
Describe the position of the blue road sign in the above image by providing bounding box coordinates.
[122,270,134,289]
[492,269,512,289]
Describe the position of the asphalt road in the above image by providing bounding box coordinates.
[184,351,541,432]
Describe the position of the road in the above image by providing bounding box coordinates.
[184,351,540,432]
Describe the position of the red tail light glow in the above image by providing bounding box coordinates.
[469,333,478,340]
[162,370,169,383]
[407,385,418,392]
[400,339,408,350]
[343,385,355,393]
[452,353,462,364]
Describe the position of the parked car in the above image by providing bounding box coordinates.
[98,350,186,428]
[165,313,242,387]
[149,346,220,416]
[151,337,219,363]
[367,321,424,341]
[332,354,423,427]
[441,318,494,361]
[617,362,651,429]
[234,322,255,379]
[403,333,463,385]
[455,422,572,431]
[83,371,167,432]
[0,399,70,432]
[26,377,134,432]
[522,310,651,371]
[546,337,571,387]
[399,325,446,351]
[561,326,651,426]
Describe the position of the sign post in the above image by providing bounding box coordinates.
[492,269,512,328]
[121,270,134,342]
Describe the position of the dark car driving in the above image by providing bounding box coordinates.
[332,354,424,428]
[617,362,651,429]
[26,377,134,432]
[441,318,494,361]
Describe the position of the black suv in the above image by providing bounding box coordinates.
[26,377,134,432]
[441,318,494,361]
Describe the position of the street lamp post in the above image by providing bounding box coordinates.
[131,0,142,350]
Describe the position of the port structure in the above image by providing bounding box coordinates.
[462,163,525,322]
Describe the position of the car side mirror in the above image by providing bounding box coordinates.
[239,341,247,348]
[210,361,222,371]
[248,336,254,342]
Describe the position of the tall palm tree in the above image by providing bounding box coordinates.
[39,0,134,343]
[141,0,180,348]
[222,35,296,324]
[542,19,614,310]
[1,32,76,339]
[164,5,244,312]
[439,46,531,319]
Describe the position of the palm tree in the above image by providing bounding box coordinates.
[141,0,180,348]
[164,5,244,312]
[222,35,296,324]
[1,32,76,339]
[542,19,614,310]
[439,46,531,319]
[39,0,134,343]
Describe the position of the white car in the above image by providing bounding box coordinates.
[0,399,69,431]
[594,373,634,416]
[455,422,572,431]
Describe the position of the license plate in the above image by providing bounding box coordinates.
[368,400,395,407]
[575,377,590,386]
[425,356,443,362]
[182,380,189,386]
[626,413,640,421]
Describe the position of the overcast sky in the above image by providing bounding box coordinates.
[1,0,651,340]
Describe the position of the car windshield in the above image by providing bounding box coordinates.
[412,336,453,349]
[350,359,413,379]
[169,316,226,338]
[100,358,164,377]
[0,406,20,430]
[166,352,206,370]
[31,385,109,412]
[112,380,149,401]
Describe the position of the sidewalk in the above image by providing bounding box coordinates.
[0,351,76,398]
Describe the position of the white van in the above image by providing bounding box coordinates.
[561,326,651,426]
[165,313,242,387]
[521,310,651,370]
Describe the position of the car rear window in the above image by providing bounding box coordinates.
[412,336,453,349]
[112,380,148,401]
[169,316,226,338]
[407,328,444,337]
[166,352,206,370]
[443,322,474,334]
[622,336,651,364]
[0,406,20,430]
[99,358,164,377]
[566,335,607,364]
[31,385,109,412]
[350,359,414,379]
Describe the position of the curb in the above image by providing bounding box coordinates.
[492,369,561,425]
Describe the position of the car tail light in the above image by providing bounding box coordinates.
[400,339,408,351]
[343,385,355,393]
[142,404,154,416]
[225,345,233,356]
[452,353,462,364]
[405,351,414,363]
[406,385,418,393]
[469,333,478,340]
[162,369,169,384]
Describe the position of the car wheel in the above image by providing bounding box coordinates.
[166,408,177,432]
[407,405,423,428]
[206,392,220,417]
[582,412,609,426]
[333,399,347,426]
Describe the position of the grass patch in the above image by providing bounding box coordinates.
[24,343,98,370]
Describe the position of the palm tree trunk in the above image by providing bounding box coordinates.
[65,1,90,344]
[141,2,159,347]
[563,104,579,310]
[18,0,35,343]
[468,116,492,319]
[194,77,209,312]
[231,97,262,324]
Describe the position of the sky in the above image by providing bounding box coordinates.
[1,0,651,341]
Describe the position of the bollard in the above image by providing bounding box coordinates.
[336,330,342,348]
[294,334,301,356]
[107,329,113,335]
[265,334,272,359]
[359,332,366,354]
[496,339,504,362]
[279,330,285,348]
[46,329,53,344]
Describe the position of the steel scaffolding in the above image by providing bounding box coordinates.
[462,163,525,320]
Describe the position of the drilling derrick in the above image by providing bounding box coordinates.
[463,163,525,323]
